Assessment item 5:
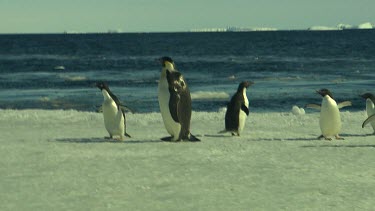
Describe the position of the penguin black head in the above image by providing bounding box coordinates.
[159,56,175,68]
[96,81,109,91]
[360,93,375,102]
[317,88,333,98]
[237,81,254,92]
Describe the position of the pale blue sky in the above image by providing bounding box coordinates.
[0,0,374,33]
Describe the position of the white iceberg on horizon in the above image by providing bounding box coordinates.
[337,23,354,30]
[357,22,373,29]
[308,26,339,31]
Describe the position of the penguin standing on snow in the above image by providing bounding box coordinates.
[157,56,200,142]
[221,81,254,136]
[360,93,375,134]
[306,89,351,140]
[96,82,131,141]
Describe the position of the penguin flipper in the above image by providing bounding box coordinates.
[362,113,375,128]
[168,92,180,123]
[241,104,250,116]
[119,108,131,138]
[338,101,352,109]
[119,104,135,113]
[305,104,321,110]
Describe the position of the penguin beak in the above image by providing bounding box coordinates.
[244,81,254,88]
[156,58,164,66]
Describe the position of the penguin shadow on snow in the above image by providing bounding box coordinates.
[340,133,373,137]
[301,144,375,148]
[54,138,163,144]
[203,133,319,141]
[300,134,375,148]
[255,137,321,141]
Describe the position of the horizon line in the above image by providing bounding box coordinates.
[1,28,375,35]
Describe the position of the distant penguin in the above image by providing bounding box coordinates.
[360,93,375,134]
[157,56,200,142]
[96,82,131,141]
[221,81,254,136]
[311,89,351,140]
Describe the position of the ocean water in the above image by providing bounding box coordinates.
[0,30,374,113]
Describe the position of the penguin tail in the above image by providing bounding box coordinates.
[125,132,132,138]
[188,133,201,142]
[218,129,228,134]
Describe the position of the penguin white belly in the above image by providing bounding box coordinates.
[102,100,124,139]
[238,110,247,134]
[320,97,341,137]
[158,77,181,140]
[238,90,249,134]
[366,99,375,132]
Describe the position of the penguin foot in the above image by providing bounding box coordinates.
[318,135,332,141]
[335,135,344,140]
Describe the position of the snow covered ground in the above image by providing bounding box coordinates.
[1,109,375,210]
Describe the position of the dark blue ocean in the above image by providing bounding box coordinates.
[1,30,375,113]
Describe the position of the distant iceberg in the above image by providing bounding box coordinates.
[337,23,354,30]
[190,26,278,32]
[190,22,373,33]
[357,22,373,29]
[307,26,338,31]
[308,22,373,31]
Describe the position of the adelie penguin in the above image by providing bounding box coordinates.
[306,89,351,140]
[360,93,375,134]
[157,56,200,142]
[96,82,131,141]
[220,81,254,136]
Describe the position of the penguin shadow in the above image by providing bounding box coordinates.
[203,134,229,138]
[255,137,320,142]
[300,133,375,148]
[54,138,163,144]
[301,144,375,148]
[202,134,319,141]
[340,133,373,138]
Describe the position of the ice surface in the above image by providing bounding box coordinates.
[1,109,375,210]
[291,105,305,115]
